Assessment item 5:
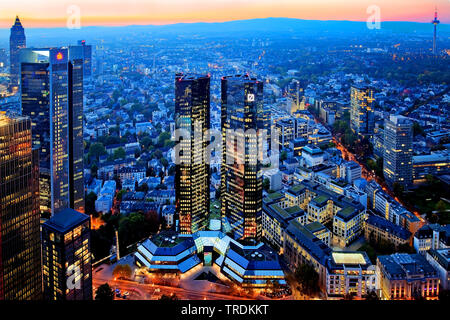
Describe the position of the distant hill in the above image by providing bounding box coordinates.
[0,17,448,47]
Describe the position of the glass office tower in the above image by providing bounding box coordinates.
[9,16,26,87]
[350,85,375,136]
[383,115,413,189]
[0,114,42,300]
[221,74,264,243]
[20,47,84,215]
[42,208,92,300]
[68,46,86,213]
[175,73,211,234]
[77,40,92,78]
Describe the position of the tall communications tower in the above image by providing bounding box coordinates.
[432,7,440,55]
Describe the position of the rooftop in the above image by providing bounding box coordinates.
[331,252,369,266]
[335,206,359,221]
[378,253,437,279]
[312,195,329,205]
[43,208,89,233]
[305,221,327,234]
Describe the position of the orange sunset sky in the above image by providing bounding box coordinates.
[0,0,448,28]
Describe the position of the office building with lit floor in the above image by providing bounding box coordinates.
[262,198,307,252]
[221,74,264,243]
[174,73,211,234]
[412,151,450,184]
[350,85,375,136]
[326,251,376,298]
[134,232,201,273]
[377,253,439,300]
[283,220,332,289]
[383,115,413,189]
[425,248,450,290]
[221,242,286,288]
[134,230,286,288]
[20,47,85,215]
[364,214,412,247]
[413,224,450,254]
[305,222,331,247]
[0,114,42,300]
[41,208,92,300]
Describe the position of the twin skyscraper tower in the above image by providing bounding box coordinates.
[175,73,266,244]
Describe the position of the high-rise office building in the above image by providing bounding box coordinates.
[383,115,413,189]
[20,47,84,215]
[68,46,86,213]
[175,73,211,234]
[0,114,42,300]
[42,208,92,300]
[77,40,92,78]
[350,85,375,136]
[221,74,264,243]
[9,16,26,87]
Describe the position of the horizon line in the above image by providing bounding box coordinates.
[1,16,449,30]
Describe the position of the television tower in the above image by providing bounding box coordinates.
[432,7,440,55]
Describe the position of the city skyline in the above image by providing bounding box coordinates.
[0,0,449,28]
[0,0,449,303]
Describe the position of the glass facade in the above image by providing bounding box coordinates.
[9,16,26,87]
[77,40,92,78]
[175,73,210,234]
[221,75,264,243]
[350,85,375,136]
[69,47,85,213]
[41,208,92,300]
[0,115,42,300]
[383,115,413,188]
[20,47,84,215]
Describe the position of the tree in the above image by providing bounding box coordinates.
[116,189,127,201]
[137,183,149,193]
[140,136,153,150]
[156,131,171,148]
[160,158,169,169]
[436,200,447,212]
[344,293,354,300]
[412,122,424,137]
[159,293,178,301]
[398,243,415,253]
[294,263,320,295]
[152,149,163,159]
[392,182,404,197]
[85,192,98,216]
[263,178,270,191]
[90,163,98,178]
[425,174,436,185]
[89,142,107,160]
[365,290,379,301]
[95,283,114,301]
[113,147,126,160]
[280,150,288,162]
[112,264,132,280]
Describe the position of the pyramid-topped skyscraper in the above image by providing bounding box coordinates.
[9,16,26,87]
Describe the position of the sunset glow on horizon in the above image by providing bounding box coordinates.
[0,0,449,28]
